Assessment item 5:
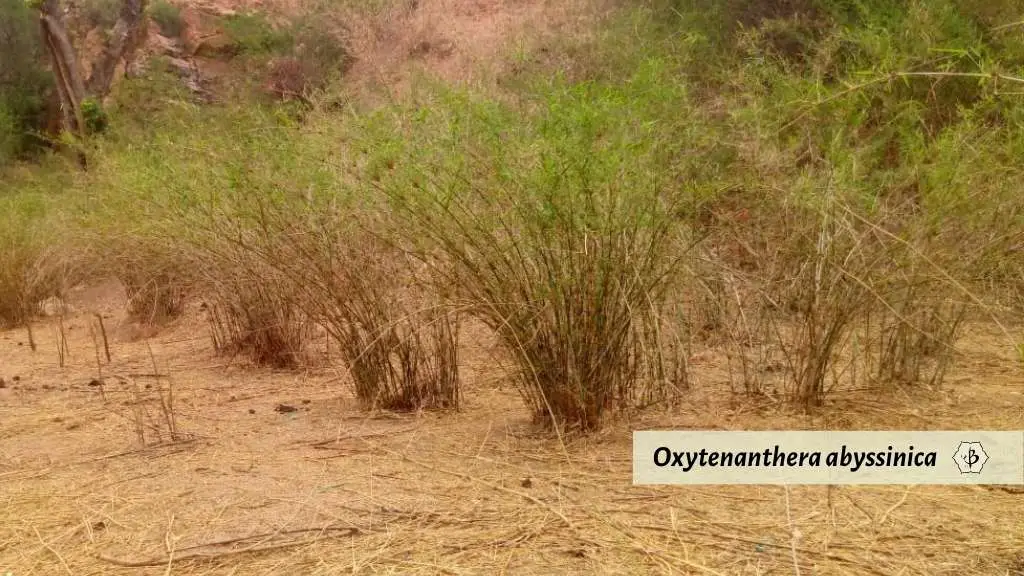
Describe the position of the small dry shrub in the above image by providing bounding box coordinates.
[870,293,966,387]
[292,20,351,84]
[334,287,460,412]
[122,272,187,323]
[253,213,461,411]
[0,244,75,329]
[736,203,869,407]
[702,263,784,396]
[0,214,88,330]
[182,212,312,368]
[0,253,45,329]
[858,233,970,388]
[120,262,189,324]
[265,56,307,101]
[205,266,311,369]
[263,15,351,101]
[312,242,460,412]
[702,183,976,407]
[100,236,192,324]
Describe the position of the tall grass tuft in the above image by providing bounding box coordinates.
[0,193,86,329]
[106,238,192,325]
[255,213,463,411]
[391,176,685,430]
[364,83,691,431]
[203,255,311,369]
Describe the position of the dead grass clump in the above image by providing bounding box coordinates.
[245,212,462,411]
[263,14,352,102]
[179,212,312,369]
[0,236,87,330]
[0,248,52,329]
[290,16,352,87]
[96,234,192,325]
[702,184,977,407]
[706,266,784,396]
[96,237,189,324]
[859,247,969,388]
[699,186,920,407]
[120,373,183,447]
[781,202,882,408]
[120,265,189,324]
[723,203,874,407]
[333,293,461,413]
[123,274,186,322]
[678,0,827,45]
[265,56,308,101]
[319,239,460,409]
[205,271,311,369]
[871,294,966,387]
[300,238,461,412]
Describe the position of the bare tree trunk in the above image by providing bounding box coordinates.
[38,0,85,136]
[36,0,149,169]
[86,0,148,97]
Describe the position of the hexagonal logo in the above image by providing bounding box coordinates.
[953,441,988,474]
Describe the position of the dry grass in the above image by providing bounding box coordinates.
[685,184,987,409]
[215,205,465,412]
[335,0,596,99]
[0,299,1020,576]
[0,236,88,331]
[206,281,310,370]
[199,245,312,370]
[113,240,192,326]
[290,236,463,413]
[868,284,967,388]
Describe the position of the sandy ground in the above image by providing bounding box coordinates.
[0,277,1021,576]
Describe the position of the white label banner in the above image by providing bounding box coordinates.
[633,431,1024,485]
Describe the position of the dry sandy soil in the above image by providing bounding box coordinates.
[0,279,1021,576]
[4,0,1023,573]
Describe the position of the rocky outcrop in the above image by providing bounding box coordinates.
[129,10,216,101]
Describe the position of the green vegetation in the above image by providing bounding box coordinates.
[222,11,293,55]
[0,169,88,329]
[80,0,122,29]
[2,0,1023,428]
[0,0,52,165]
[149,0,184,38]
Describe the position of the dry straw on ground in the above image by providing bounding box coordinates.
[1,283,1021,576]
